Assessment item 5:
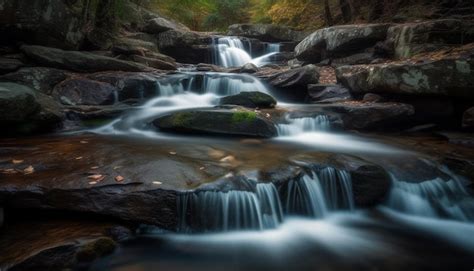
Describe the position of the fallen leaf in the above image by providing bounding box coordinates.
[220,155,236,163]
[12,159,24,164]
[75,156,83,160]
[24,165,35,175]
[90,166,100,170]
[199,167,205,170]
[152,181,163,185]
[224,172,234,178]
[80,141,88,144]
[88,174,105,182]
[115,175,125,182]
[88,181,98,185]
[169,151,177,155]
[2,169,18,174]
[265,113,271,118]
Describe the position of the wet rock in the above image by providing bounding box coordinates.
[0,82,63,135]
[363,93,384,103]
[350,165,392,207]
[53,78,118,106]
[143,17,190,34]
[153,108,277,138]
[463,107,474,129]
[0,67,68,95]
[88,72,162,102]
[106,226,132,242]
[295,24,391,63]
[387,19,473,59]
[157,30,213,64]
[308,84,352,103]
[0,0,88,49]
[111,38,158,56]
[323,102,415,130]
[336,58,474,98]
[20,45,150,73]
[219,91,277,109]
[227,24,307,42]
[128,55,177,70]
[75,237,117,263]
[257,65,319,102]
[240,63,259,73]
[0,57,24,74]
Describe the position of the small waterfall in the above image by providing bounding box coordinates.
[264,43,281,54]
[202,73,269,96]
[215,37,252,68]
[178,167,355,232]
[387,175,474,221]
[284,168,354,217]
[277,116,331,136]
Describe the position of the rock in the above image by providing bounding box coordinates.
[363,93,384,103]
[387,19,473,59]
[219,91,277,109]
[295,24,391,63]
[0,67,68,95]
[350,165,392,207]
[256,65,319,102]
[240,63,259,73]
[0,0,88,49]
[153,108,277,138]
[129,55,177,70]
[336,59,474,98]
[53,78,118,106]
[88,72,162,102]
[143,17,190,34]
[157,30,213,64]
[463,107,474,129]
[111,38,158,56]
[330,52,376,66]
[106,226,132,242]
[0,57,24,74]
[227,24,307,42]
[308,84,352,103]
[323,102,415,130]
[0,82,63,134]
[75,237,117,263]
[20,45,150,73]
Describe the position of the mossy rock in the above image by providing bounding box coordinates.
[219,91,277,109]
[153,109,277,138]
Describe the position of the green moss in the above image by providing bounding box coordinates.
[172,112,193,126]
[231,111,257,124]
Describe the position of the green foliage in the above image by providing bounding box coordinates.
[231,112,257,123]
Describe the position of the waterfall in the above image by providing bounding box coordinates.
[277,116,331,136]
[213,37,282,67]
[202,73,269,96]
[178,167,355,232]
[386,175,474,221]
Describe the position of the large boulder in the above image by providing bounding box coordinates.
[227,24,307,42]
[153,108,277,138]
[295,24,391,63]
[323,102,415,130]
[53,78,118,106]
[0,0,87,49]
[143,17,190,34]
[0,82,63,134]
[336,58,474,98]
[0,67,68,95]
[20,45,150,73]
[219,91,277,109]
[157,30,213,64]
[0,57,24,74]
[308,84,352,103]
[463,107,474,129]
[256,65,319,102]
[387,19,474,59]
[88,72,162,103]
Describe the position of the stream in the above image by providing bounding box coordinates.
[76,36,474,270]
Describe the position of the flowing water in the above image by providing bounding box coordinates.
[88,36,474,270]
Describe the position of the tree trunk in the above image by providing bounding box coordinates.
[324,0,334,26]
[340,0,352,23]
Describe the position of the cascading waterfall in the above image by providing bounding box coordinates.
[213,36,281,67]
[277,116,331,136]
[177,167,355,232]
[386,174,474,221]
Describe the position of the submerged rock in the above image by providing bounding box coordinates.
[20,45,150,73]
[227,24,307,42]
[153,109,277,138]
[295,24,391,63]
[219,91,277,109]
